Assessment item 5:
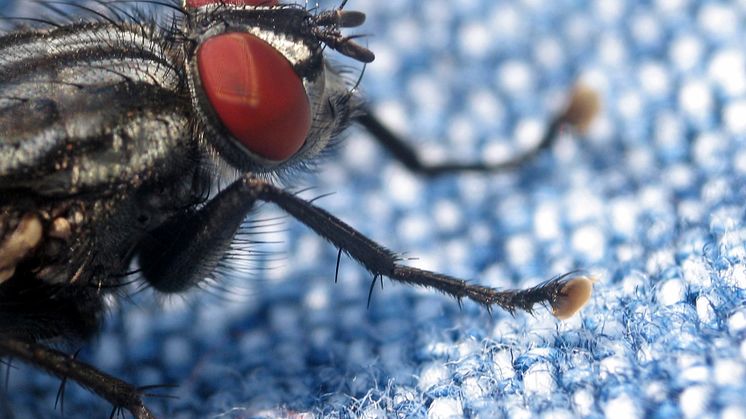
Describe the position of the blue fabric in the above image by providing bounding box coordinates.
[4,0,746,418]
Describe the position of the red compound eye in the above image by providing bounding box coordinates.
[197,33,311,161]
[186,0,278,8]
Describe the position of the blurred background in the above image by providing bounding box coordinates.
[2,0,746,417]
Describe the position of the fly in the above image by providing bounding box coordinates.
[0,1,598,417]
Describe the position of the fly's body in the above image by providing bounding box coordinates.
[0,1,596,417]
[0,21,191,285]
[0,3,361,340]
[0,22,191,343]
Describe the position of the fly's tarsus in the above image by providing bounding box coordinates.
[389,266,595,319]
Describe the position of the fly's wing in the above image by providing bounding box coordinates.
[0,23,192,196]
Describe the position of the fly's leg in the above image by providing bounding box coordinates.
[137,180,259,293]
[0,278,159,417]
[250,177,592,318]
[355,84,600,176]
[0,338,156,419]
[145,175,591,318]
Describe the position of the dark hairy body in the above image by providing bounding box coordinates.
[0,19,211,341]
[0,2,596,417]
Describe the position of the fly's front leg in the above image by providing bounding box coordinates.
[136,169,591,315]
[183,176,592,318]
[356,84,600,176]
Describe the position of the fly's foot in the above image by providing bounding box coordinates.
[558,83,601,134]
[550,275,595,320]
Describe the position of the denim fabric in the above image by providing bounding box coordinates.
[3,0,746,418]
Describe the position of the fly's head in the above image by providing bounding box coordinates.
[182,0,374,174]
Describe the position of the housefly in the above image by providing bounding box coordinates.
[0,0,598,417]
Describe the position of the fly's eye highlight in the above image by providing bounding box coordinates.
[186,0,278,8]
[197,33,311,161]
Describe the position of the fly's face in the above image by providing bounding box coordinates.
[182,0,374,173]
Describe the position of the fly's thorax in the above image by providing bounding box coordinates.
[0,21,195,196]
[183,3,362,175]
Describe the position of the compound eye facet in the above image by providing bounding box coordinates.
[186,0,278,8]
[197,33,311,161]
